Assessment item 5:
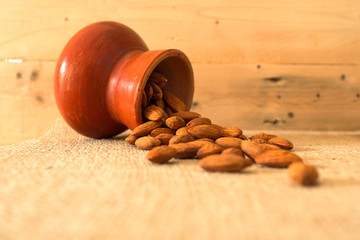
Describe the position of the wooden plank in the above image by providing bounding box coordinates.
[0,61,359,145]
[0,0,359,64]
[0,61,59,145]
[192,64,360,130]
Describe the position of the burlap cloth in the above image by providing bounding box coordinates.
[0,119,359,240]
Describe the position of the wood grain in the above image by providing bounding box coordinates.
[1,61,359,145]
[192,64,360,131]
[1,0,360,144]
[0,61,59,145]
[0,0,359,64]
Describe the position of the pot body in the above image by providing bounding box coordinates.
[54,21,194,138]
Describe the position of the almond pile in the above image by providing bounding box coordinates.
[125,72,319,186]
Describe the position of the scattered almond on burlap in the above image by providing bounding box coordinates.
[250,133,277,144]
[255,150,303,168]
[171,143,201,159]
[150,128,175,137]
[288,162,319,185]
[172,111,201,122]
[155,133,174,145]
[146,146,176,163]
[222,148,244,158]
[190,139,214,148]
[215,137,242,149]
[132,120,163,137]
[169,134,196,145]
[268,137,294,150]
[135,136,161,150]
[198,154,252,172]
[196,143,223,159]
[125,134,137,145]
[176,127,188,135]
[187,124,222,139]
[187,117,211,128]
[221,126,242,138]
[165,116,185,130]
[122,71,319,187]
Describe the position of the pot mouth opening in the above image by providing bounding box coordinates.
[136,49,194,123]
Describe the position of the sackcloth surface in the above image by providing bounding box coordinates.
[0,119,359,240]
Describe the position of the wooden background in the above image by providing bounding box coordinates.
[1,0,359,145]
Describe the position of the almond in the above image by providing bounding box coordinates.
[169,134,196,145]
[125,134,137,145]
[222,147,244,158]
[242,142,281,157]
[171,143,201,159]
[188,124,222,140]
[163,90,187,112]
[150,128,175,137]
[141,91,147,108]
[212,124,224,134]
[132,120,163,137]
[190,139,214,148]
[241,140,266,160]
[258,143,282,151]
[198,154,252,172]
[268,137,294,150]
[215,137,242,149]
[146,146,176,163]
[239,134,248,140]
[165,116,185,130]
[187,117,211,128]
[148,72,168,85]
[163,111,169,120]
[149,82,163,100]
[255,150,302,168]
[288,162,319,185]
[155,133,174,145]
[158,81,167,89]
[221,126,242,138]
[152,99,166,109]
[143,104,165,121]
[250,133,277,144]
[196,138,215,143]
[165,106,173,116]
[172,111,201,122]
[176,127,188,135]
[135,136,161,150]
[144,84,153,104]
[196,143,223,159]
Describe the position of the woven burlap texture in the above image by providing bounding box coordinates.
[0,119,359,240]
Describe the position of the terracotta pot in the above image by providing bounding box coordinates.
[54,21,194,138]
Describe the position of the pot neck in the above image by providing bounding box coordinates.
[106,49,194,130]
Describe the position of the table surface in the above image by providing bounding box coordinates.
[0,119,359,240]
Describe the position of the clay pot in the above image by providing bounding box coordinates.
[54,21,194,138]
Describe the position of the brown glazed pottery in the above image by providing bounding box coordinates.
[54,21,194,138]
